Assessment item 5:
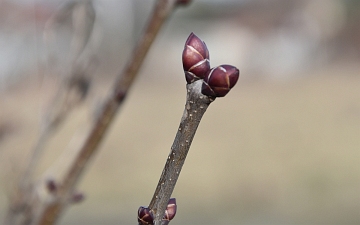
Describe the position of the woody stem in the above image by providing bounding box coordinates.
[148,80,214,225]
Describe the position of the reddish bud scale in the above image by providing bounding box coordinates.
[182,33,210,83]
[201,65,239,97]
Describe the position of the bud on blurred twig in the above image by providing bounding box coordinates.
[45,179,58,194]
[176,0,192,6]
[70,191,85,204]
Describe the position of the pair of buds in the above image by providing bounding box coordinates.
[138,198,177,225]
[46,179,84,204]
[182,33,239,97]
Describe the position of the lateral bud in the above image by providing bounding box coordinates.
[45,178,58,194]
[201,65,239,97]
[163,198,177,222]
[71,191,85,204]
[176,0,192,6]
[182,32,210,83]
[138,206,154,225]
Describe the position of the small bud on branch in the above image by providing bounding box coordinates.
[176,0,192,6]
[46,179,58,194]
[138,206,154,225]
[202,65,239,97]
[71,191,85,204]
[138,198,176,225]
[163,198,177,222]
[182,32,210,84]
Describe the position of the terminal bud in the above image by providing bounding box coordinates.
[182,33,210,83]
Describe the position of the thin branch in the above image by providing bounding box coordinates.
[22,0,96,187]
[148,80,213,225]
[140,32,240,225]
[36,0,179,224]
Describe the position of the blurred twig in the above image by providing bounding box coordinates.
[4,0,187,224]
[149,81,213,225]
[22,0,96,186]
[5,2,97,225]
[36,0,179,224]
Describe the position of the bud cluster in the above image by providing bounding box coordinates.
[182,33,239,97]
[138,198,177,225]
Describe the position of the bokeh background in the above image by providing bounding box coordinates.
[0,0,359,224]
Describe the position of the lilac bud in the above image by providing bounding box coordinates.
[182,33,210,83]
[114,88,126,102]
[202,65,239,97]
[138,206,154,225]
[71,192,85,204]
[163,198,177,221]
[176,0,192,6]
[46,178,57,193]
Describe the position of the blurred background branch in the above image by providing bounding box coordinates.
[3,0,180,224]
[22,0,97,191]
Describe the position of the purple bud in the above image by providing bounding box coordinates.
[163,198,177,221]
[201,65,239,97]
[46,179,57,193]
[71,192,85,204]
[176,0,192,6]
[114,88,126,102]
[138,206,154,225]
[182,33,210,83]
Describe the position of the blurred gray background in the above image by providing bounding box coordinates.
[0,0,359,224]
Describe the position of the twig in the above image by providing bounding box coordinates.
[4,2,96,224]
[149,80,213,225]
[36,0,179,224]
[22,0,96,188]
[140,33,240,225]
